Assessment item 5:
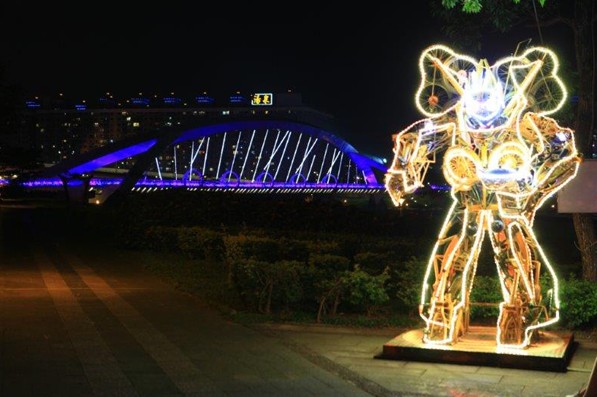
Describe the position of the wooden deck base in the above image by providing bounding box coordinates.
[376,326,576,372]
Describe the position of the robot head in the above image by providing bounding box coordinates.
[461,61,505,130]
[415,45,567,127]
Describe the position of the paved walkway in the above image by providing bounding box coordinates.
[0,209,371,397]
[257,323,595,397]
[0,207,594,396]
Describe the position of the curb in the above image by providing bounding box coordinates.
[250,322,407,337]
[253,322,597,349]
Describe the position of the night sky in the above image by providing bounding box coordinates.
[0,2,574,159]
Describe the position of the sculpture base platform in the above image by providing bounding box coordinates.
[376,326,576,372]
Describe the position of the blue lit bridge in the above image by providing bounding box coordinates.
[19,119,388,203]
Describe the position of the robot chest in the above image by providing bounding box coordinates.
[442,141,531,191]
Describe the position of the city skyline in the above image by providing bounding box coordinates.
[0,2,574,158]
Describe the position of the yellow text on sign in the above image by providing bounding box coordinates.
[251,93,273,106]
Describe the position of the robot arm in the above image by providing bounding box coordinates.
[521,112,581,219]
[385,118,454,206]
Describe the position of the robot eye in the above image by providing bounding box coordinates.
[555,131,568,142]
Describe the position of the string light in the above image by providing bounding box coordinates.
[386,44,580,349]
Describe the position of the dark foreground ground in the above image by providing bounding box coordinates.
[0,205,594,397]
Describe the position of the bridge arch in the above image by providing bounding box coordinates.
[289,173,307,185]
[182,168,204,183]
[321,174,338,186]
[255,172,275,185]
[38,119,387,200]
[220,170,241,186]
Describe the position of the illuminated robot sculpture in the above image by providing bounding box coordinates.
[385,45,580,349]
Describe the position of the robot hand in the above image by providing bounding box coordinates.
[385,171,408,207]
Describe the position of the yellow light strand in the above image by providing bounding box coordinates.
[386,44,580,349]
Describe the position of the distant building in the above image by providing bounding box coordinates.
[16,92,337,165]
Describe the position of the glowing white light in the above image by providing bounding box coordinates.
[556,131,568,142]
[462,68,504,126]
[386,44,580,350]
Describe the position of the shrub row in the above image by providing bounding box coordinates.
[99,190,591,330]
[124,223,597,329]
[129,225,424,321]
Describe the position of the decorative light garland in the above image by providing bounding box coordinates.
[386,44,580,349]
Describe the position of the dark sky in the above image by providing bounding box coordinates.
[0,2,574,159]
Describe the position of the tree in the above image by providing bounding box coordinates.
[434,0,597,280]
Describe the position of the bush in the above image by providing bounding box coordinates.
[277,238,310,263]
[305,240,341,256]
[390,256,426,316]
[186,227,224,261]
[307,254,351,321]
[342,265,390,317]
[233,258,304,314]
[354,251,393,275]
[145,226,179,251]
[559,277,597,329]
[469,275,502,322]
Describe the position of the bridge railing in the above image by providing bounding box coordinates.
[21,177,385,193]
